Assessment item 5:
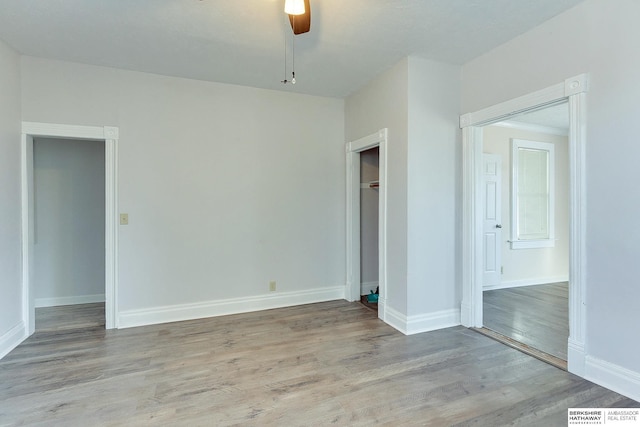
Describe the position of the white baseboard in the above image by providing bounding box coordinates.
[360,281,378,296]
[0,321,27,360]
[35,294,105,308]
[118,286,345,329]
[382,306,461,335]
[406,309,461,335]
[483,275,569,291]
[585,356,640,402]
[567,338,586,377]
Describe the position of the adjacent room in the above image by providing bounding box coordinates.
[0,0,639,424]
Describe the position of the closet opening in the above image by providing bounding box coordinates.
[346,128,387,322]
[33,137,106,332]
[359,147,379,312]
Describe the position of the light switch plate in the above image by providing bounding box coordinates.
[120,213,129,225]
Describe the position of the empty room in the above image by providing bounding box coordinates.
[0,0,639,425]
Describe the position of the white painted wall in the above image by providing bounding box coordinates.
[345,57,462,332]
[406,57,461,320]
[345,58,409,316]
[33,138,105,306]
[360,147,378,293]
[483,125,569,287]
[21,57,345,324]
[462,0,640,396]
[0,39,23,357]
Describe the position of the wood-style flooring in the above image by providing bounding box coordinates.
[1,300,636,426]
[484,283,569,360]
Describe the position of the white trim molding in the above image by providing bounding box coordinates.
[35,294,106,308]
[21,122,119,334]
[346,129,388,325]
[460,73,589,378]
[119,286,345,329]
[383,306,460,335]
[0,322,27,360]
[585,356,640,402]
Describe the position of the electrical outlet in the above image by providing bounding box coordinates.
[269,281,276,292]
[120,213,129,225]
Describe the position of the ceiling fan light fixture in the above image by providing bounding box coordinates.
[284,0,305,16]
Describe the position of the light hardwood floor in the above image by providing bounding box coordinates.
[0,300,636,426]
[483,283,569,360]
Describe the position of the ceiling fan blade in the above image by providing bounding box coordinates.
[288,0,310,35]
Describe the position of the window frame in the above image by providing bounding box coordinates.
[510,138,555,249]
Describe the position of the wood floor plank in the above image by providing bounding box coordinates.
[483,282,569,359]
[0,301,636,426]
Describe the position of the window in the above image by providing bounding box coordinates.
[511,139,555,249]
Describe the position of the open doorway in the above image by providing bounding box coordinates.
[460,74,588,376]
[359,146,379,312]
[33,137,106,332]
[21,122,119,334]
[480,103,570,364]
[346,129,388,321]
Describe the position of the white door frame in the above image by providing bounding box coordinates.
[460,74,588,376]
[346,129,388,321]
[21,122,119,332]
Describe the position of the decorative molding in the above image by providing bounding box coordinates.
[461,126,484,327]
[564,74,589,97]
[459,74,588,129]
[0,321,27,360]
[103,126,119,139]
[22,122,105,140]
[460,75,589,376]
[491,120,568,137]
[483,276,569,291]
[118,286,345,329]
[567,91,587,377]
[585,356,640,402]
[35,294,105,308]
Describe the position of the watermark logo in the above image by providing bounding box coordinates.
[568,408,640,425]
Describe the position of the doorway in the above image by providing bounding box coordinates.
[346,129,388,321]
[33,137,106,331]
[21,122,119,334]
[460,74,588,376]
[480,103,570,364]
[359,146,379,311]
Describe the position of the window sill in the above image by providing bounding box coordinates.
[510,239,556,250]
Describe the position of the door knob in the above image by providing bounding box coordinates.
[495,224,502,228]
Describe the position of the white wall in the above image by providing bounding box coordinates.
[483,125,569,287]
[345,58,409,316]
[345,57,462,333]
[21,57,345,326]
[462,0,640,399]
[360,147,379,292]
[406,57,461,320]
[33,138,105,306]
[0,39,23,358]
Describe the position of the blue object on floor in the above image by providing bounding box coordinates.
[367,291,379,303]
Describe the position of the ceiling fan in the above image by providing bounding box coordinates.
[285,0,311,35]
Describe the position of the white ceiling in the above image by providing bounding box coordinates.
[0,0,584,98]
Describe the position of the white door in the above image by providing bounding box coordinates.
[483,154,502,288]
